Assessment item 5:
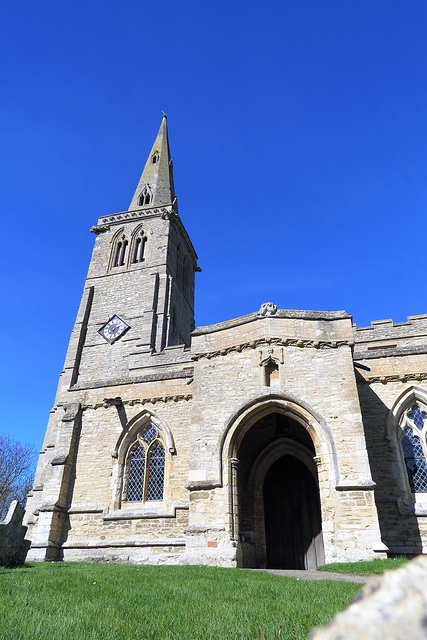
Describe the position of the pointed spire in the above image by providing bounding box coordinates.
[129,114,176,210]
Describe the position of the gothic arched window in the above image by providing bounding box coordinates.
[139,185,152,206]
[125,424,165,502]
[152,151,159,164]
[401,405,427,493]
[132,235,147,264]
[113,235,128,267]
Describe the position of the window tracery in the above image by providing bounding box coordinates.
[124,424,165,502]
[400,405,427,493]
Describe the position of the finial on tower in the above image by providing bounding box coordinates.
[161,111,167,119]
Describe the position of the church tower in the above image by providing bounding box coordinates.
[25,117,199,561]
[86,114,197,366]
[67,114,198,390]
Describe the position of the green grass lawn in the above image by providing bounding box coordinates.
[0,563,361,640]
[318,557,409,575]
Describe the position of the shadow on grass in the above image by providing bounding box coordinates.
[0,561,78,574]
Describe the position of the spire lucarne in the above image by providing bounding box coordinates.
[129,114,175,210]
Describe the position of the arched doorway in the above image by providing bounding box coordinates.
[263,454,323,569]
[234,410,325,569]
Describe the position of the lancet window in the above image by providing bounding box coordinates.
[139,185,152,206]
[400,405,427,493]
[113,234,128,267]
[124,424,165,502]
[132,234,147,264]
[152,151,159,164]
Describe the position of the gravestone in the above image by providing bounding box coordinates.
[0,501,31,568]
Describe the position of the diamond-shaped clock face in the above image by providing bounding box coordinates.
[98,315,130,344]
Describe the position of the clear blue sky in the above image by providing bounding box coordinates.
[1,1,426,450]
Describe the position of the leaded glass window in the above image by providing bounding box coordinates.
[146,442,166,501]
[401,405,427,493]
[126,444,145,501]
[125,424,165,502]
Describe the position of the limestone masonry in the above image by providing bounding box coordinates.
[25,117,427,568]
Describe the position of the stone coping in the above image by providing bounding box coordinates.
[193,309,351,336]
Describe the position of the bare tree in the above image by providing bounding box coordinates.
[0,435,36,521]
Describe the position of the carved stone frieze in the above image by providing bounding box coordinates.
[192,336,353,361]
[82,393,192,411]
[98,204,176,227]
[359,372,427,385]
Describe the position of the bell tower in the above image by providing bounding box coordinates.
[25,116,198,561]
[66,114,198,390]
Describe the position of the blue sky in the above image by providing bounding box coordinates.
[1,1,426,449]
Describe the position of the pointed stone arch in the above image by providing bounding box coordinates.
[110,409,176,509]
[129,223,147,266]
[219,392,339,487]
[108,226,129,270]
[386,385,427,439]
[138,184,152,207]
[216,393,337,568]
[386,385,427,505]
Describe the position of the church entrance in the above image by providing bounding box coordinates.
[233,410,324,570]
[263,454,323,569]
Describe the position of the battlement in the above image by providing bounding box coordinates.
[354,314,427,355]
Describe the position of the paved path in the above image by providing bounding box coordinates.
[253,569,367,584]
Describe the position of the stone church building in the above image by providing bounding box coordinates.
[25,117,427,569]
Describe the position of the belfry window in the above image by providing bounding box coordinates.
[125,424,165,502]
[132,235,146,263]
[401,405,427,493]
[139,186,152,206]
[114,237,128,267]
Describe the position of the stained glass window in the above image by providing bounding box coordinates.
[402,405,427,493]
[125,426,165,502]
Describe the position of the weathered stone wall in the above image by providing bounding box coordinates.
[183,310,383,566]
[353,313,427,556]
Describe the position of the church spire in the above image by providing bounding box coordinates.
[129,114,176,210]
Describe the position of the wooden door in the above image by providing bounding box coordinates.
[263,455,324,569]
